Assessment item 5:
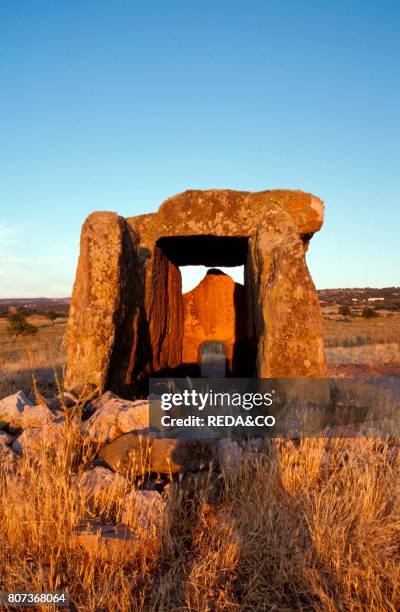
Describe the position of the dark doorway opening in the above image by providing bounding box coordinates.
[153,235,255,378]
[156,235,248,267]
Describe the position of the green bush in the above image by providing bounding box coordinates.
[46,310,58,323]
[362,307,379,319]
[338,304,352,316]
[6,312,38,337]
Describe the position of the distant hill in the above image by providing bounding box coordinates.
[0,298,70,306]
[0,298,70,316]
[1,288,399,314]
[318,287,400,311]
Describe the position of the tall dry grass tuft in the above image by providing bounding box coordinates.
[227,438,400,611]
[1,431,400,610]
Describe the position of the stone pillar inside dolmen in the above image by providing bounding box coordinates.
[182,269,249,376]
[65,189,327,396]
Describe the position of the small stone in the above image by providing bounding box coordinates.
[121,490,166,537]
[74,523,137,560]
[0,391,54,431]
[81,392,149,445]
[49,383,98,412]
[0,431,13,446]
[218,439,243,478]
[0,444,19,473]
[11,418,68,457]
[75,467,129,505]
[99,431,217,476]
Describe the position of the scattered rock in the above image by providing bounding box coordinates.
[99,431,217,475]
[217,439,243,478]
[75,466,129,505]
[81,392,149,445]
[11,417,68,457]
[48,394,77,412]
[0,431,13,446]
[49,383,98,412]
[0,391,54,431]
[121,490,166,537]
[0,444,19,473]
[74,523,137,560]
[74,487,165,558]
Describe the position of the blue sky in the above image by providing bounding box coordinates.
[1,0,399,297]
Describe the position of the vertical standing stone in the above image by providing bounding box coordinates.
[247,205,327,377]
[106,219,150,395]
[65,212,141,393]
[146,246,184,373]
[182,270,247,373]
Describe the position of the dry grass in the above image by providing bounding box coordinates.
[1,430,400,610]
[322,313,400,376]
[325,342,400,367]
[1,312,400,608]
[323,312,400,348]
[1,313,400,400]
[0,316,66,400]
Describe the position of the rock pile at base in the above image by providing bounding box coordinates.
[0,388,267,554]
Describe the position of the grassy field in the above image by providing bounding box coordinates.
[0,312,399,400]
[1,433,400,610]
[0,315,66,400]
[323,311,400,347]
[1,313,400,609]
[323,312,400,376]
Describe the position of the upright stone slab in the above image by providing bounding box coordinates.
[65,212,143,393]
[146,245,184,373]
[182,269,248,374]
[246,204,326,377]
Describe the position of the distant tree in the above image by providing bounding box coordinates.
[362,306,379,319]
[338,305,351,316]
[46,310,58,324]
[6,312,38,337]
[23,307,37,316]
[7,311,24,324]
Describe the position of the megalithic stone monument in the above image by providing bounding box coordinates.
[65,189,327,396]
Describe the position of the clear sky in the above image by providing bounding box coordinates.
[1,0,399,297]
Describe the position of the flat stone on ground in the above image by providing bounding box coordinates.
[11,417,75,457]
[81,391,149,445]
[121,490,166,536]
[74,523,137,560]
[75,466,129,503]
[0,431,13,446]
[0,391,54,431]
[99,431,217,475]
